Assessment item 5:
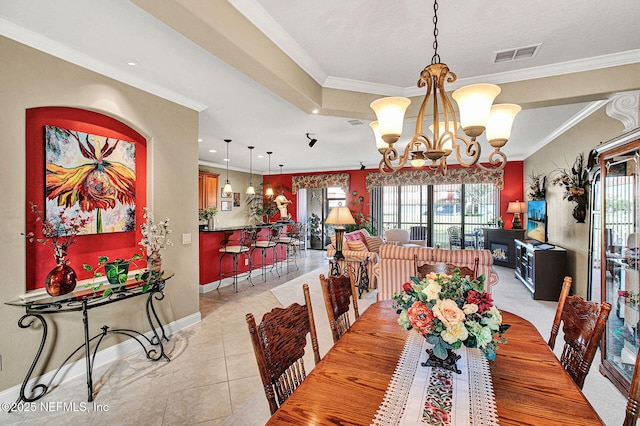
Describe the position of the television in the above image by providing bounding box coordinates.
[527,200,547,243]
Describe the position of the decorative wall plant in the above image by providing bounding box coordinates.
[527,171,546,201]
[551,153,590,223]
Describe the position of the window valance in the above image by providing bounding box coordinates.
[292,173,350,194]
[365,168,503,191]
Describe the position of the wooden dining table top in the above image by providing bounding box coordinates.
[266,299,604,426]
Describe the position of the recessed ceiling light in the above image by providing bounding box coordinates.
[208,149,216,153]
[257,155,264,158]
[127,61,139,66]
[312,109,319,114]
[224,158,230,162]
[198,138,203,143]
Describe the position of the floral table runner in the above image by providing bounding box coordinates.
[371,332,498,426]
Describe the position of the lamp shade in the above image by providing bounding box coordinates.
[451,84,501,136]
[325,206,356,226]
[486,103,522,147]
[369,121,388,153]
[246,185,255,195]
[370,97,411,143]
[506,201,527,214]
[265,185,274,197]
[223,181,233,196]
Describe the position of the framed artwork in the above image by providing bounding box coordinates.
[45,125,136,235]
[527,200,547,243]
[221,187,231,198]
[233,192,240,207]
[221,201,232,211]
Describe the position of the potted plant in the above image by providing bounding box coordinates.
[309,213,322,249]
[83,253,142,296]
[199,206,218,229]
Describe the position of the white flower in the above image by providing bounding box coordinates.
[462,303,478,315]
[482,306,502,331]
[474,326,493,348]
[441,322,469,344]
[422,281,442,301]
[139,208,173,253]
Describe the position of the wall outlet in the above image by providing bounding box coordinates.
[244,259,249,266]
[182,233,192,245]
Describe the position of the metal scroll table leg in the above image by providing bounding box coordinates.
[13,314,49,409]
[146,285,170,361]
[82,300,94,402]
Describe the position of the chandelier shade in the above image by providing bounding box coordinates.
[369,0,520,176]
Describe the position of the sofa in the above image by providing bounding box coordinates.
[374,244,498,300]
[326,229,384,289]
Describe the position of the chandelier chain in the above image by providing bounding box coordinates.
[431,0,440,64]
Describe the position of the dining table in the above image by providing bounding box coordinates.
[265,300,604,425]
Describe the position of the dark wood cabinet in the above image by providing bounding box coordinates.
[514,239,567,300]
[483,228,526,268]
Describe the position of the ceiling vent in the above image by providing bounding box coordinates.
[493,44,541,64]
[347,119,364,126]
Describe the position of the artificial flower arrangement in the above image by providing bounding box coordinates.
[392,270,510,361]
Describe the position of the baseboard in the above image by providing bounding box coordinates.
[0,311,201,405]
[199,266,280,293]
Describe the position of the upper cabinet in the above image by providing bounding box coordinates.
[589,128,640,394]
[199,171,219,211]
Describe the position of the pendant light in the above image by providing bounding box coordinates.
[222,139,233,196]
[265,151,274,197]
[246,146,255,195]
[274,164,287,203]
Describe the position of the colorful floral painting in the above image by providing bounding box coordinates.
[45,125,136,234]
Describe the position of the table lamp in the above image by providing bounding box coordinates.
[506,200,527,229]
[325,204,355,260]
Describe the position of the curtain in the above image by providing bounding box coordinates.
[292,173,350,194]
[365,168,503,191]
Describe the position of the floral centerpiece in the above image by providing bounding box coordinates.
[140,208,172,276]
[551,152,590,222]
[392,270,509,372]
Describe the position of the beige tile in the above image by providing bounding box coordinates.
[225,352,260,381]
[227,375,263,412]
[163,383,231,425]
[169,357,228,391]
[222,333,252,357]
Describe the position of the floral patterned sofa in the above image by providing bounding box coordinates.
[326,228,384,289]
[375,244,498,300]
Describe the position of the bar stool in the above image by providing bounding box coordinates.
[251,224,281,281]
[217,227,254,292]
[276,222,300,273]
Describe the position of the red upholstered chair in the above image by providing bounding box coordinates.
[548,276,612,389]
[246,283,321,414]
[320,270,359,344]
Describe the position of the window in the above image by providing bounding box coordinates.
[380,183,498,248]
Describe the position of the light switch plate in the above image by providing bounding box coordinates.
[182,233,191,245]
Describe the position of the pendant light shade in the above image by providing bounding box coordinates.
[265,151,274,197]
[246,146,255,195]
[222,139,233,196]
[274,164,287,203]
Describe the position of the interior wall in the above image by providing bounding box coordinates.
[524,106,625,297]
[0,36,200,392]
[198,164,256,228]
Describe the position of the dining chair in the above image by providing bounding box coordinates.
[320,269,359,344]
[414,254,478,280]
[624,349,640,425]
[245,283,321,415]
[547,276,612,389]
[447,226,475,250]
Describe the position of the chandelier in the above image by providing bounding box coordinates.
[370,0,521,175]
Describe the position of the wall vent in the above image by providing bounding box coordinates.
[493,44,541,64]
[347,119,364,126]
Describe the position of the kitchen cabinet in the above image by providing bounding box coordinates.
[199,171,219,211]
[589,128,640,395]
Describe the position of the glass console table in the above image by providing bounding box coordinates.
[5,272,173,407]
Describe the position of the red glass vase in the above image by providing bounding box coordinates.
[45,260,77,297]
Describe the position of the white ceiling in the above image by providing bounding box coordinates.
[1,0,639,174]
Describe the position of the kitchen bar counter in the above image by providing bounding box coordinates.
[199,224,289,290]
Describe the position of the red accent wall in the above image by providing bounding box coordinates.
[25,107,147,290]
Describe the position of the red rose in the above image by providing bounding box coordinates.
[465,290,494,313]
[403,282,413,292]
[619,290,629,297]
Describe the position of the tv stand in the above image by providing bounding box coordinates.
[514,239,567,300]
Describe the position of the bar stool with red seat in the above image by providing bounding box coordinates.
[251,224,281,281]
[217,227,254,292]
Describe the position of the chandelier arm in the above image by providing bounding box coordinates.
[380,144,410,173]
[476,150,508,171]
[453,135,481,168]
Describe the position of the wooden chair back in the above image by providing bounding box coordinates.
[320,270,359,344]
[414,255,478,280]
[547,276,612,389]
[246,283,321,414]
[624,349,640,425]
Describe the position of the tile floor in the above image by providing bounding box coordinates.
[0,250,328,425]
